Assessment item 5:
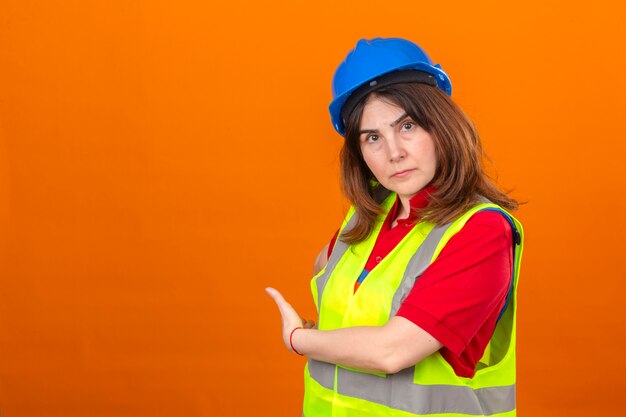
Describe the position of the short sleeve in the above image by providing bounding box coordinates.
[396,211,514,356]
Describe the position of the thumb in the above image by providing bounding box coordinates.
[265,287,291,314]
[265,287,302,325]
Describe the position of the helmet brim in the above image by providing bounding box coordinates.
[329,63,452,136]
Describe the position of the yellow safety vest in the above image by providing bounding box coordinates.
[304,193,524,417]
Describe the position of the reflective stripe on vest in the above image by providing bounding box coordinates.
[308,360,515,415]
[305,196,524,417]
[390,221,452,317]
[313,213,356,312]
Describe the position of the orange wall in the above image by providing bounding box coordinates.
[1,1,625,416]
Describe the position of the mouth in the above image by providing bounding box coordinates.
[391,169,415,178]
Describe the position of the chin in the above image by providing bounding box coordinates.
[393,186,425,196]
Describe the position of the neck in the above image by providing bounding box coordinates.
[395,195,412,222]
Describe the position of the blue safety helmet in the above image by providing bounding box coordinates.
[329,38,452,136]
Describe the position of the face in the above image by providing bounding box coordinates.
[358,95,437,202]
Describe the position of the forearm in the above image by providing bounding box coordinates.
[265,287,443,374]
[291,317,442,374]
[293,326,393,373]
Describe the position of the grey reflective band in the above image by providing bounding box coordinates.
[314,214,357,311]
[316,187,390,310]
[308,359,335,390]
[308,361,515,416]
[336,367,515,416]
[389,222,453,317]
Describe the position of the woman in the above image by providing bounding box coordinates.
[266,38,523,417]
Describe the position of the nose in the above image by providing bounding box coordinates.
[385,135,406,162]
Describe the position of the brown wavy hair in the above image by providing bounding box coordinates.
[340,82,518,244]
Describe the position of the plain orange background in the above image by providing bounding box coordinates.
[1,1,625,416]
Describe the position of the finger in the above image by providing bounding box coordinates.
[265,287,295,317]
[265,287,287,307]
[265,287,284,302]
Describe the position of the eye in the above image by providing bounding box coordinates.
[401,121,415,131]
[365,134,379,143]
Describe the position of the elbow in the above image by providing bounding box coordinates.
[378,356,408,375]
[376,343,432,374]
[369,319,439,374]
[373,316,442,374]
[375,350,412,375]
[313,245,329,275]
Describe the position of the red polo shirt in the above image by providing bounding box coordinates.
[327,188,513,378]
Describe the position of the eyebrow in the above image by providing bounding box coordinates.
[359,113,409,135]
[390,113,409,127]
